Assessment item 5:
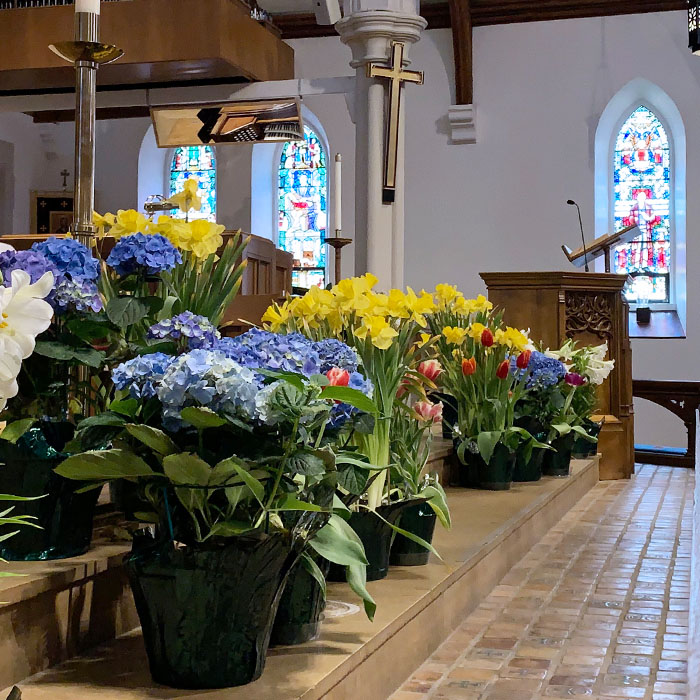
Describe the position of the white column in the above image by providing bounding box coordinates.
[336,8,426,291]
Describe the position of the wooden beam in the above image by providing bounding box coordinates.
[26,106,151,123]
[449,0,472,105]
[272,0,686,39]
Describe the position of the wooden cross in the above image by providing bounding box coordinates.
[61,169,70,189]
[367,41,423,204]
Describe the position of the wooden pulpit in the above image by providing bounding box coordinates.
[480,272,634,480]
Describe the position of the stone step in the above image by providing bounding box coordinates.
[4,457,600,699]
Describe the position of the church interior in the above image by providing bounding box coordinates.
[0,0,696,698]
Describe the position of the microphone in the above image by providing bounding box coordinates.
[567,199,589,272]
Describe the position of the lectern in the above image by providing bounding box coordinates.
[480,272,634,480]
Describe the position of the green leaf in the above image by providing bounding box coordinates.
[422,484,451,530]
[309,514,368,567]
[180,406,227,430]
[551,423,571,436]
[257,368,305,392]
[231,463,266,507]
[300,552,327,601]
[209,457,243,486]
[321,387,377,415]
[163,453,211,486]
[288,451,327,477]
[34,341,78,361]
[77,413,127,429]
[110,399,139,418]
[346,562,376,620]
[571,424,597,441]
[106,296,150,328]
[56,449,155,481]
[477,430,502,465]
[70,347,106,369]
[208,521,254,537]
[337,463,369,496]
[0,418,36,444]
[125,424,178,456]
[272,495,323,512]
[66,318,114,343]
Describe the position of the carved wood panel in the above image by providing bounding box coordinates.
[565,292,614,341]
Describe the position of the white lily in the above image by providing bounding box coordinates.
[0,270,54,407]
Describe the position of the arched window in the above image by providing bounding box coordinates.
[612,106,671,303]
[278,127,327,289]
[169,145,217,222]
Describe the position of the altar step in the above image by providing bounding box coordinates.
[4,457,599,700]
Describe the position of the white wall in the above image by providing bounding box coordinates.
[1,11,696,448]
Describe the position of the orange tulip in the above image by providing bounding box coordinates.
[462,357,477,376]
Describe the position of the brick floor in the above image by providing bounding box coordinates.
[390,465,692,700]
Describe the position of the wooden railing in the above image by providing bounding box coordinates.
[633,379,700,468]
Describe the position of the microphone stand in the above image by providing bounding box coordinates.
[568,199,589,272]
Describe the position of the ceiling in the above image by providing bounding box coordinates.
[257,0,442,13]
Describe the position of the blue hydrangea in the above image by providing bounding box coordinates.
[511,350,566,391]
[315,338,359,374]
[0,249,59,287]
[156,349,259,429]
[112,353,175,400]
[32,237,99,282]
[148,312,221,350]
[329,371,374,429]
[214,329,321,377]
[106,233,182,277]
[52,278,103,314]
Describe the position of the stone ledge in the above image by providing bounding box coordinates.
[7,457,599,700]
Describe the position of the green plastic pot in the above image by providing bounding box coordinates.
[0,426,98,561]
[456,441,516,491]
[389,500,437,566]
[125,530,298,689]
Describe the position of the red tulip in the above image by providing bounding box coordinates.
[326,368,350,387]
[481,328,494,347]
[418,359,443,382]
[516,350,532,369]
[462,357,477,376]
[415,400,444,424]
[496,360,510,380]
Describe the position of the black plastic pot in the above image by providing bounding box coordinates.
[125,530,298,689]
[513,432,547,483]
[543,433,576,477]
[456,441,516,491]
[572,420,602,459]
[0,426,98,561]
[433,392,457,440]
[390,500,437,566]
[271,556,330,646]
[327,500,417,582]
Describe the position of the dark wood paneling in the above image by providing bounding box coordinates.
[273,0,686,39]
[449,0,472,105]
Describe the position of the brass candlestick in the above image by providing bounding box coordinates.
[50,12,123,247]
[326,231,353,283]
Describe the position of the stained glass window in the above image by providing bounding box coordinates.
[278,127,327,289]
[613,106,671,303]
[169,146,217,222]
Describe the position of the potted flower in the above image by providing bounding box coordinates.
[511,351,566,482]
[389,389,451,566]
[56,341,376,689]
[428,286,543,490]
[263,278,441,581]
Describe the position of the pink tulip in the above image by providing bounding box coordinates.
[415,400,444,423]
[326,368,350,387]
[417,359,443,382]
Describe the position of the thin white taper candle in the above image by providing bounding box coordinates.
[75,0,100,14]
[334,153,342,233]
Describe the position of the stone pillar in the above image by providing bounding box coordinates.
[336,4,426,291]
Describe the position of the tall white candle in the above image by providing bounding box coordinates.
[75,0,100,14]
[334,153,342,233]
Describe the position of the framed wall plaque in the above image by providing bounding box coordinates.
[30,191,74,235]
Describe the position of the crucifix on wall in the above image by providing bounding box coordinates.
[367,41,424,204]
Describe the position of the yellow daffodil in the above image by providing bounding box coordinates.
[108,209,149,239]
[386,289,410,319]
[494,326,529,352]
[416,332,432,348]
[404,287,436,326]
[355,315,399,350]
[466,322,487,341]
[92,211,115,237]
[262,301,292,332]
[332,276,375,314]
[147,215,191,249]
[435,283,462,308]
[177,220,225,258]
[453,296,476,316]
[442,326,468,345]
[167,177,202,214]
[472,294,493,313]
